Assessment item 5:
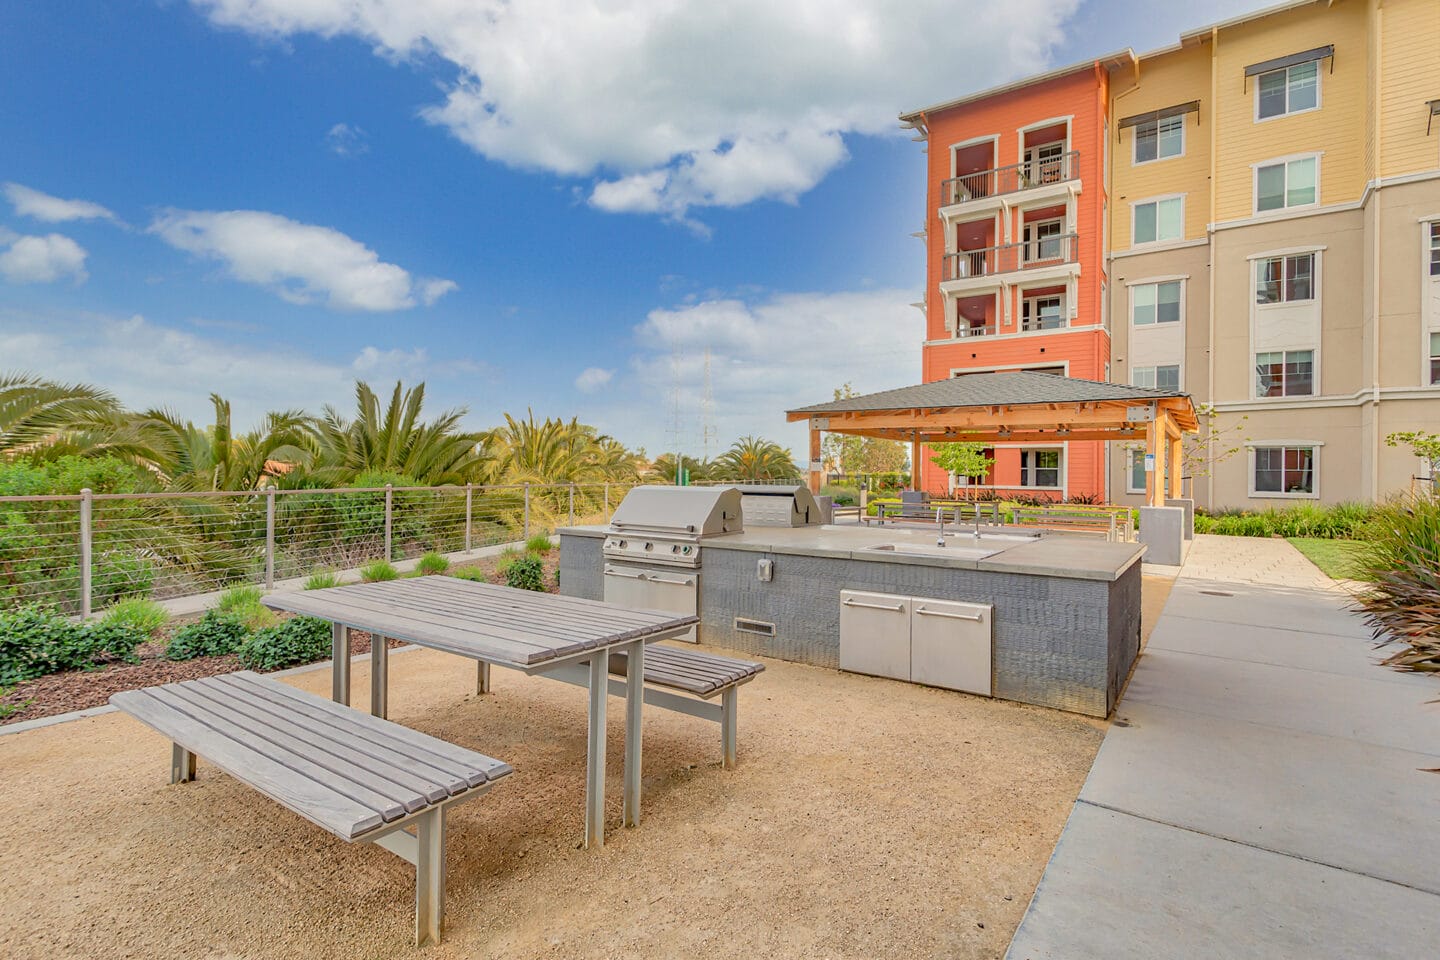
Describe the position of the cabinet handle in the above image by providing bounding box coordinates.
[916,607,984,622]
[648,575,695,586]
[604,568,647,580]
[843,599,905,612]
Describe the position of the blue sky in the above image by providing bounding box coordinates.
[0,0,1263,458]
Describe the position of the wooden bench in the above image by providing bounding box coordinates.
[110,671,512,947]
[484,643,764,768]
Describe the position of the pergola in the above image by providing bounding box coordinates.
[786,372,1199,507]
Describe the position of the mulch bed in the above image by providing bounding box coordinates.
[0,551,560,727]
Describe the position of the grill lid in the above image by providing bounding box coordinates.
[733,484,823,527]
[608,486,743,537]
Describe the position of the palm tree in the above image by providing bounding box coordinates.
[0,372,123,456]
[310,381,488,485]
[133,395,315,491]
[485,411,639,484]
[713,436,800,482]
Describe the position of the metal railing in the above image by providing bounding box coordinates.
[954,321,998,338]
[941,151,1078,206]
[0,481,644,617]
[943,234,1079,282]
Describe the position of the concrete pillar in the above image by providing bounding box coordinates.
[1139,505,1186,565]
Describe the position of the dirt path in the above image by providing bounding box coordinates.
[0,644,1103,960]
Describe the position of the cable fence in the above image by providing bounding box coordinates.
[0,482,642,618]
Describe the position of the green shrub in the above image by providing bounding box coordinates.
[451,567,487,583]
[0,606,144,683]
[237,616,332,671]
[91,550,157,605]
[166,610,250,661]
[821,485,858,506]
[415,552,450,575]
[0,685,32,720]
[304,570,340,590]
[1193,503,1375,540]
[1354,496,1440,672]
[99,597,169,637]
[525,534,554,554]
[215,584,275,630]
[504,555,546,592]
[360,559,398,582]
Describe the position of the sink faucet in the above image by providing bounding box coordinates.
[935,507,946,546]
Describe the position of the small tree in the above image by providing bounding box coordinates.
[1386,431,1440,495]
[821,384,906,475]
[929,443,993,495]
[1181,406,1249,483]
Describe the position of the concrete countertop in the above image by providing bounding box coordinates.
[557,523,1143,582]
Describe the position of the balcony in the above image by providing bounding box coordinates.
[942,234,1079,285]
[941,151,1078,211]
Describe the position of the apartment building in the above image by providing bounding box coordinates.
[900,55,1127,501]
[1107,0,1440,508]
[904,0,1440,508]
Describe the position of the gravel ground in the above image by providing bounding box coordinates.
[0,645,1104,960]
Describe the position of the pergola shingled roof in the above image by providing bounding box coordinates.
[786,371,1199,506]
[788,371,1188,416]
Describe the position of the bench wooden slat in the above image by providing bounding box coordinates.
[213,673,511,786]
[153,683,413,822]
[178,678,457,805]
[111,687,388,840]
[607,645,764,696]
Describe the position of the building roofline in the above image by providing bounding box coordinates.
[1176,0,1324,44]
[898,49,1135,124]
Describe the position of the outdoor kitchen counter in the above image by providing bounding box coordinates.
[556,523,1144,582]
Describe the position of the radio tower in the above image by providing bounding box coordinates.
[701,346,716,464]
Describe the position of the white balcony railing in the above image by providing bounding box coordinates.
[941,151,1078,207]
[943,234,1078,282]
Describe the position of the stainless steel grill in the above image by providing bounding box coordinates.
[733,484,824,528]
[604,486,742,568]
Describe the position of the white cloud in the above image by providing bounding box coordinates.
[0,232,89,284]
[574,367,614,393]
[3,182,117,223]
[352,345,490,379]
[190,0,1080,221]
[582,288,922,454]
[148,209,456,311]
[326,122,369,156]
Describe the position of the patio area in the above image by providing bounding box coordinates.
[0,635,1129,959]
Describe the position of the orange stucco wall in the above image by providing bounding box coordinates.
[917,64,1113,500]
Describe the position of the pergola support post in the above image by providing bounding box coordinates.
[1145,416,1162,507]
[808,425,822,495]
[910,433,921,493]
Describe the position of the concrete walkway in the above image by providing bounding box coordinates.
[1006,535,1440,959]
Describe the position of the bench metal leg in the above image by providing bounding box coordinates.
[721,688,738,770]
[371,634,388,720]
[414,808,446,947]
[170,743,196,784]
[584,649,609,849]
[476,661,490,695]
[623,640,644,828]
[332,623,350,706]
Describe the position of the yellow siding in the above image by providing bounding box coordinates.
[1378,0,1440,179]
[1110,43,1211,249]
[1210,0,1369,222]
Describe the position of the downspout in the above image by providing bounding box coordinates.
[1206,27,1219,510]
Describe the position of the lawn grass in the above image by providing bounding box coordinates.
[1287,537,1371,581]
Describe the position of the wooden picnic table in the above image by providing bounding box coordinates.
[263,576,697,848]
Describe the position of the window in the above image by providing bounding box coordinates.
[1254,349,1315,397]
[1127,449,1148,493]
[1430,332,1440,386]
[1257,61,1319,120]
[1021,295,1065,332]
[1024,141,1066,185]
[1134,114,1184,164]
[1256,156,1317,212]
[1132,365,1181,391]
[1023,219,1063,261]
[1132,281,1182,325]
[1133,197,1183,244]
[1430,222,1439,277]
[1255,253,1314,304]
[1019,449,1061,488]
[1253,446,1316,495]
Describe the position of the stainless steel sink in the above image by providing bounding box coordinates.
[861,542,999,560]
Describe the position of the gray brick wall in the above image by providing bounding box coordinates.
[558,534,604,601]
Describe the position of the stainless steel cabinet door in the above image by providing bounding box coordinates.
[839,590,911,681]
[910,599,993,696]
[602,563,698,640]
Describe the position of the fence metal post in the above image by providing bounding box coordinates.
[384,484,393,560]
[465,483,473,553]
[604,483,610,519]
[79,488,93,619]
[568,484,575,528]
[523,484,531,540]
[265,488,276,589]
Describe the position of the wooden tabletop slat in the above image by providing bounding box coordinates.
[263,579,698,669]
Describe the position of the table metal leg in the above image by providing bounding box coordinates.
[171,743,196,784]
[584,649,609,849]
[476,661,491,695]
[623,640,644,828]
[721,687,738,769]
[414,808,446,946]
[332,622,350,705]
[371,634,388,719]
